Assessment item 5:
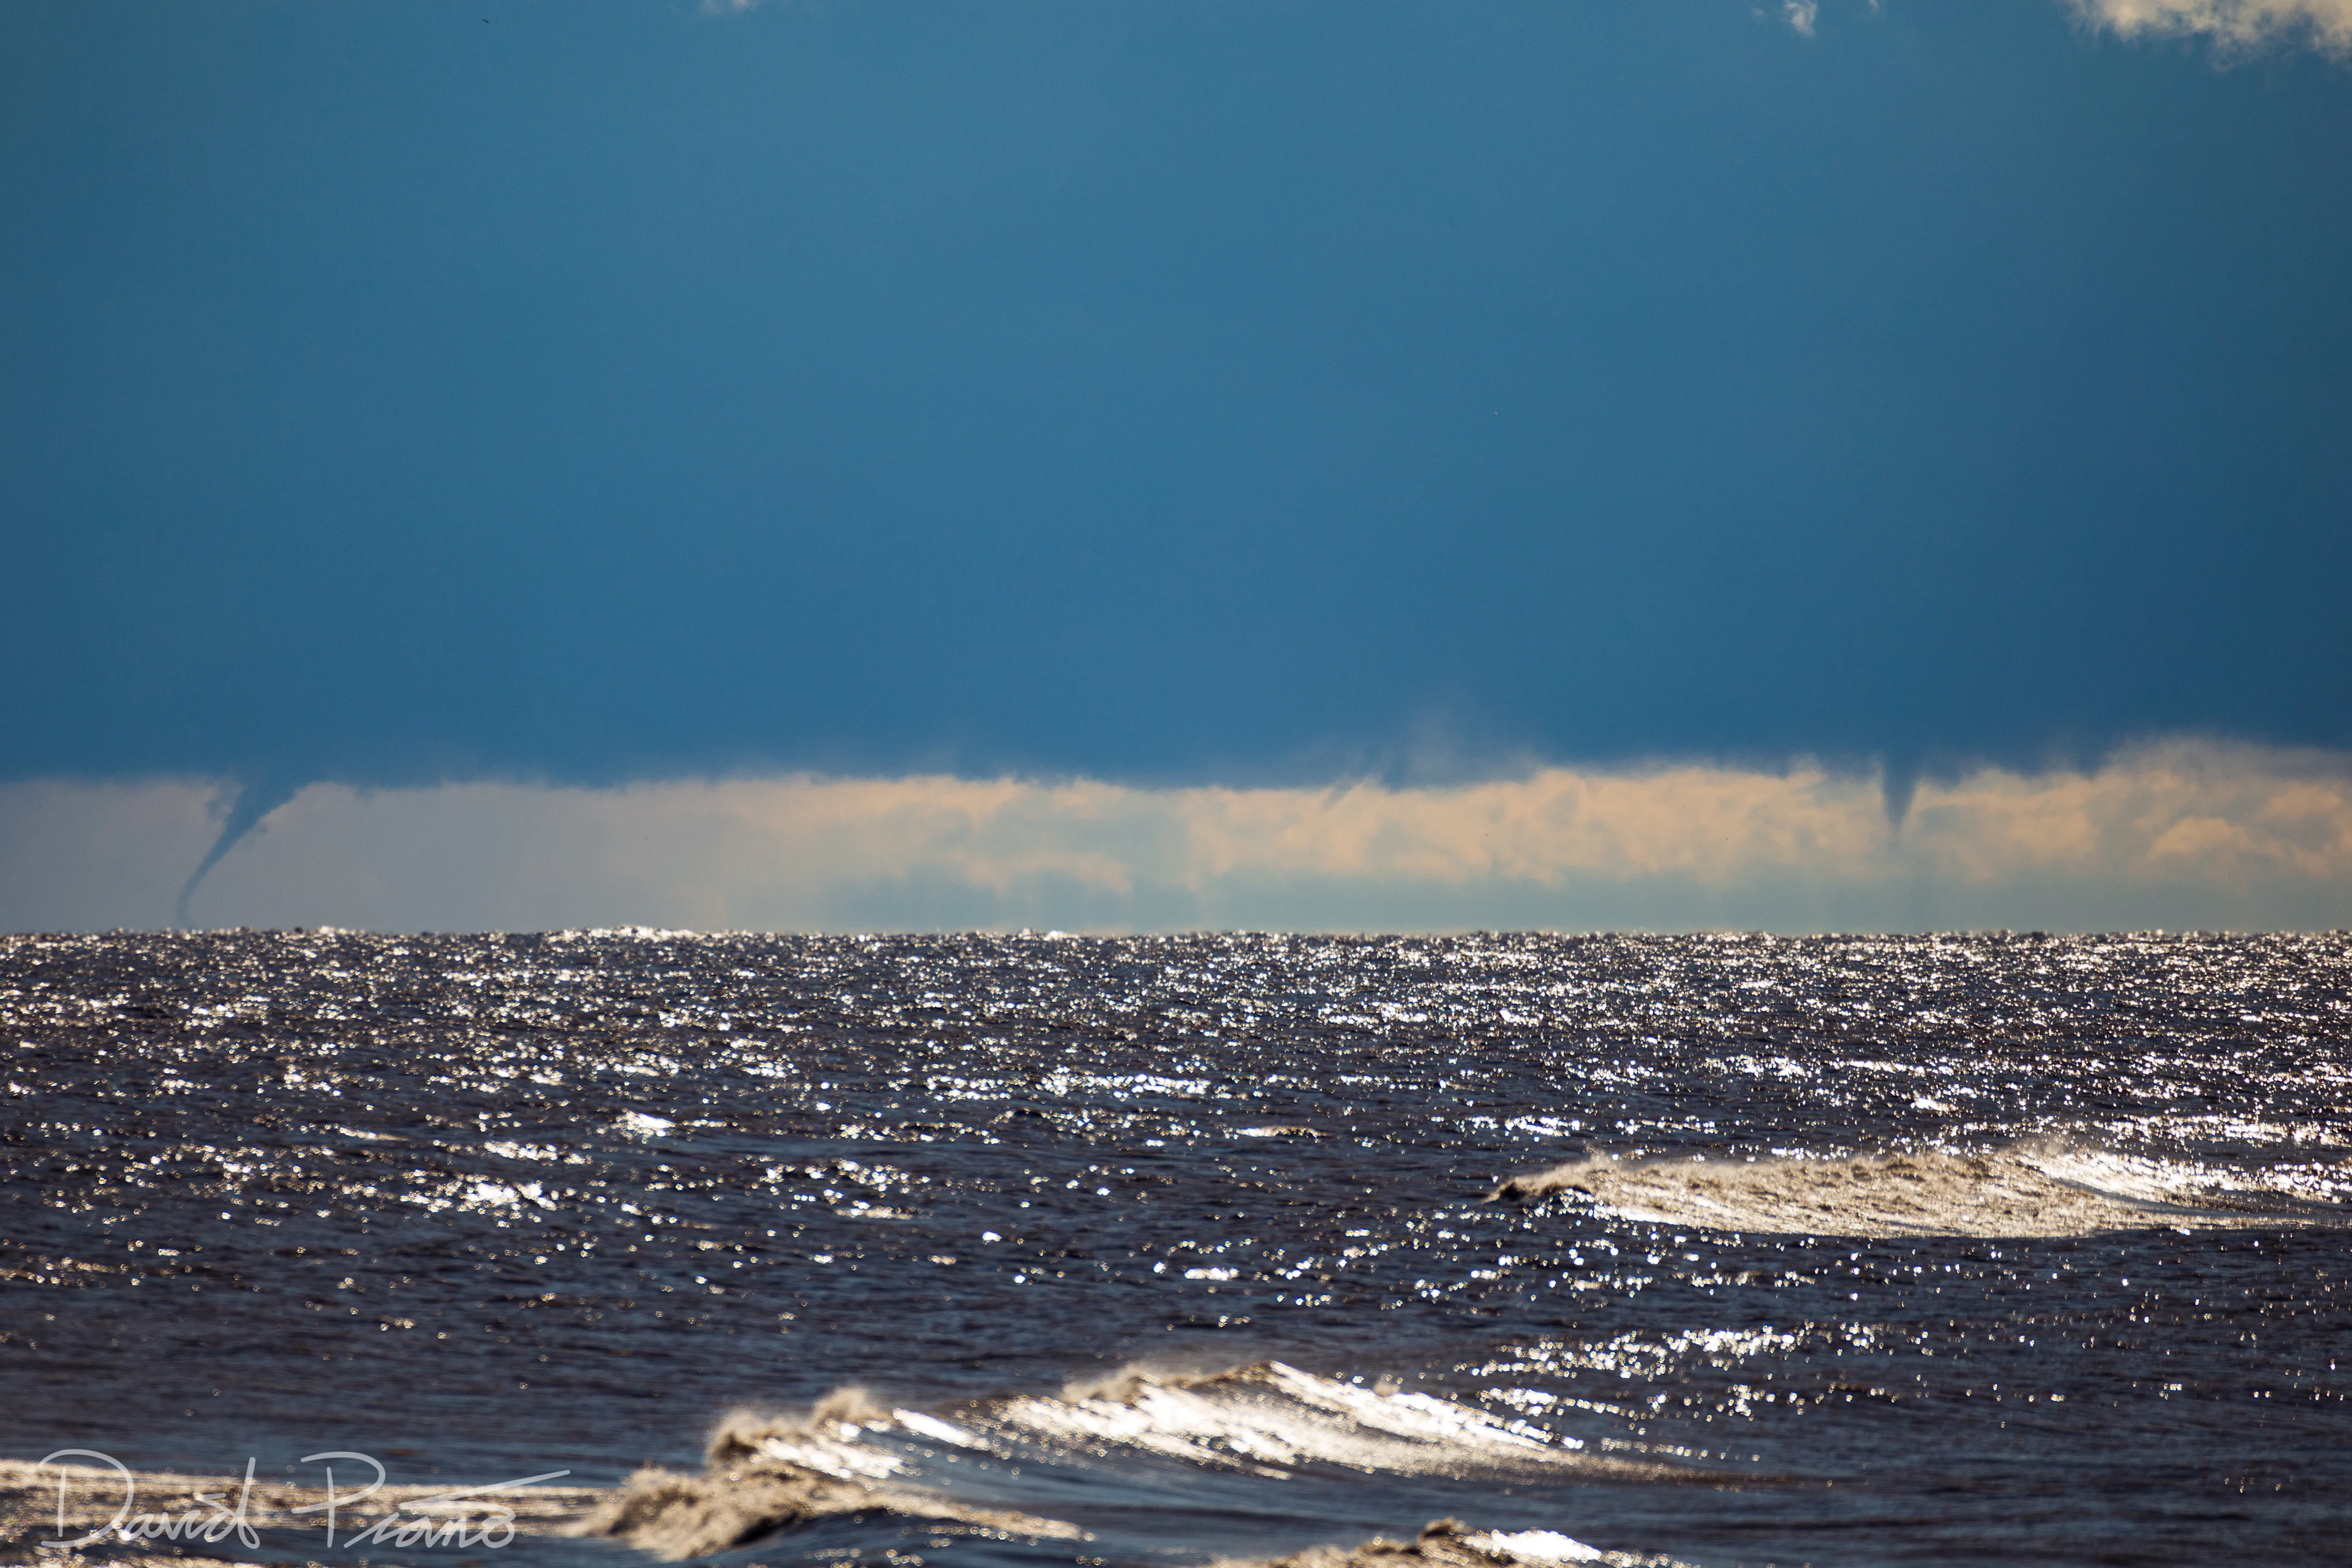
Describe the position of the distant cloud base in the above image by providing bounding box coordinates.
[4,741,2346,934]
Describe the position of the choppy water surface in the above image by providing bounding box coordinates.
[2,930,2347,1566]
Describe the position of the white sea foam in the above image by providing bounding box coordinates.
[1470,1529,1605,1563]
[892,1408,982,1448]
[1205,1515,1689,1568]
[614,1111,674,1139]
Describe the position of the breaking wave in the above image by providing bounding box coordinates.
[1488,1142,2350,1237]
[573,1389,1083,1561]
[961,1360,1705,1482]
[1207,1515,1695,1568]
[7,1370,1714,1567]
[573,1362,1722,1559]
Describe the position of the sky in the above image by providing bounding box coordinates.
[4,0,2349,932]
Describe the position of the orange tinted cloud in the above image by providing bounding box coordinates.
[3,741,2348,932]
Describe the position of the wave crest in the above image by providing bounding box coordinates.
[1208,1515,1695,1568]
[1488,1144,2346,1237]
[972,1360,1703,1482]
[573,1389,1080,1561]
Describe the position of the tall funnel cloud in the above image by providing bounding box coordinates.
[175,772,305,928]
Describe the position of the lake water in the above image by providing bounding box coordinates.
[2,929,2346,1566]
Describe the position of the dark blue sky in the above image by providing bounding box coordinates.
[6,0,2349,803]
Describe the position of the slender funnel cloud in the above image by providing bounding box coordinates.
[175,772,306,928]
[1880,756,1921,829]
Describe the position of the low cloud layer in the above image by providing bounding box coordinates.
[4,741,2346,934]
[2070,0,2352,51]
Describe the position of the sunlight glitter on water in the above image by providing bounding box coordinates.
[1,930,2346,1566]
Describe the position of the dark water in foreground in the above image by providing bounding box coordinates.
[2,930,2348,1566]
